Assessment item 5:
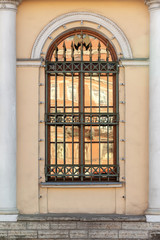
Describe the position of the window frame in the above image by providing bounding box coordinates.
[45,29,119,182]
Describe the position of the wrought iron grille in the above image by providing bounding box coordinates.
[45,31,119,182]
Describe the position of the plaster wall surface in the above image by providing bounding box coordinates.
[16,0,149,214]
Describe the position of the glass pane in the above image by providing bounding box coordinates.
[100,143,107,165]
[84,74,90,108]
[50,126,55,142]
[66,143,72,164]
[100,126,114,142]
[92,74,99,107]
[100,126,107,142]
[92,143,99,165]
[57,143,64,164]
[74,75,79,107]
[50,144,55,164]
[85,143,91,164]
[66,126,72,142]
[109,76,113,111]
[65,75,72,107]
[50,76,55,108]
[92,126,99,142]
[100,74,107,113]
[65,75,79,108]
[109,126,114,142]
[85,126,91,142]
[74,126,79,142]
[57,126,63,142]
[74,143,79,164]
[57,74,63,107]
[109,143,114,165]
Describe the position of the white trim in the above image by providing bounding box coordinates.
[16,59,149,67]
[0,214,18,222]
[17,60,41,67]
[146,215,160,222]
[121,60,149,66]
[31,12,133,59]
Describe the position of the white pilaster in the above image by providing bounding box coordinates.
[0,0,21,221]
[145,0,160,221]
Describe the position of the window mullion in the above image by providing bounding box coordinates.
[55,73,57,181]
[63,73,66,181]
[80,62,84,181]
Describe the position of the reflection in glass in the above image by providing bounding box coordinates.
[92,143,99,165]
[100,143,107,165]
[85,143,91,164]
[85,126,91,142]
[84,75,90,107]
[74,143,79,164]
[50,144,55,164]
[74,126,79,142]
[92,126,99,142]
[57,126,63,142]
[50,126,55,142]
[66,143,72,164]
[109,143,114,165]
[57,143,64,164]
[65,126,72,142]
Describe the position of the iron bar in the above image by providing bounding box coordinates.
[72,72,74,181]
[99,72,101,181]
[55,73,57,181]
[63,73,66,180]
[90,73,92,181]
[80,60,84,181]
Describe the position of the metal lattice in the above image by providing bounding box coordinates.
[45,32,119,182]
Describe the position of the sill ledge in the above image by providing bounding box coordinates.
[40,182,123,188]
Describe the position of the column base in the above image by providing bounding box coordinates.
[146,215,160,222]
[146,208,160,222]
[145,208,160,215]
[0,214,18,222]
[0,208,18,221]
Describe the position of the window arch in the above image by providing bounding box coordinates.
[45,29,119,182]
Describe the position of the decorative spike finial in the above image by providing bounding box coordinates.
[80,30,83,40]
[71,41,74,61]
[54,44,58,61]
[89,42,92,60]
[63,41,66,60]
[98,41,101,60]
[106,42,109,61]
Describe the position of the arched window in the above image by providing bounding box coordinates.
[45,29,119,182]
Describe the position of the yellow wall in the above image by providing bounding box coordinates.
[16,0,149,214]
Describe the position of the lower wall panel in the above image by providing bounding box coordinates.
[47,188,116,214]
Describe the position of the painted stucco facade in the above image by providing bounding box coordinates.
[1,0,160,223]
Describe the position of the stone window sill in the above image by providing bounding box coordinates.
[40,182,123,188]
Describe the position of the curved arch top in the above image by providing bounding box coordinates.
[31,12,133,59]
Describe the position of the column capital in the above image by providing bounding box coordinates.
[145,0,160,10]
[0,0,22,10]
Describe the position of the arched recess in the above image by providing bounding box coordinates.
[31,12,133,59]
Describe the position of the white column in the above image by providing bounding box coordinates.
[0,0,21,221]
[145,0,160,222]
